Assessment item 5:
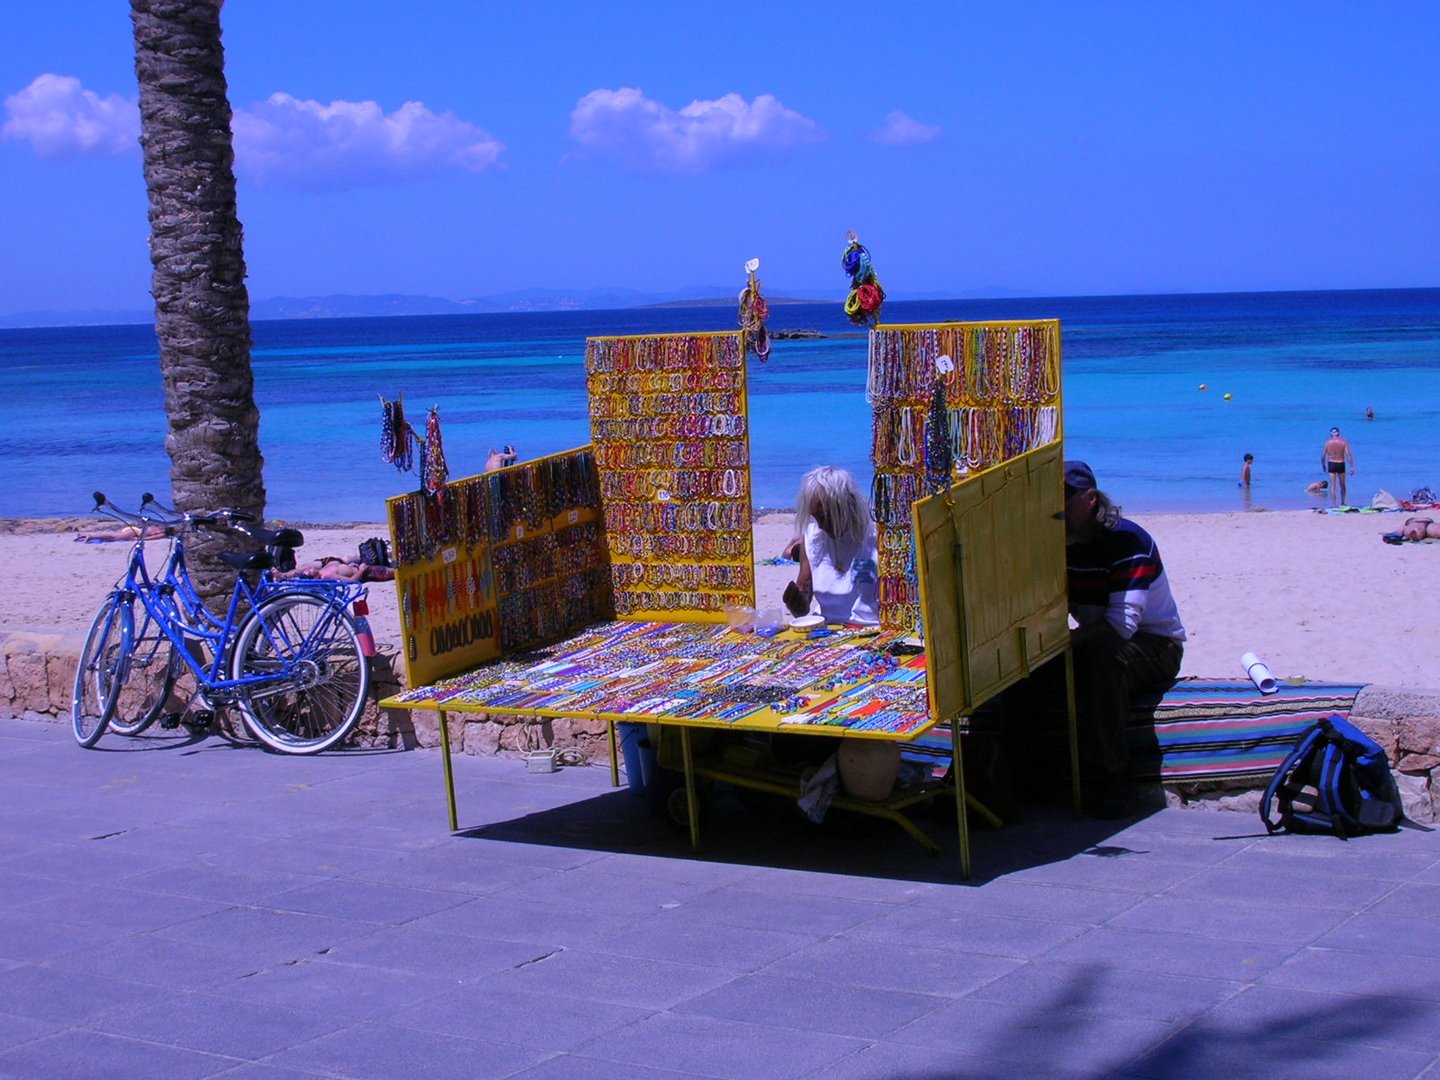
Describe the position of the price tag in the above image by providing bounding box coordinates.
[514,525,525,540]
[656,489,671,502]
[441,547,458,565]
[567,509,579,524]
[745,257,760,274]
[935,353,955,375]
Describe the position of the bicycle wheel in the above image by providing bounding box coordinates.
[72,595,127,747]
[229,593,369,754]
[108,603,180,736]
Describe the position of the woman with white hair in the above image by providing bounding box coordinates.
[783,465,879,626]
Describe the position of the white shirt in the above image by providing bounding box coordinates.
[803,519,880,625]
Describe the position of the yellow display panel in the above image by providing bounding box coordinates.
[869,319,1063,630]
[913,441,1069,722]
[386,446,611,688]
[586,331,756,623]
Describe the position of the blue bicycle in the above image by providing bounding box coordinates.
[73,493,371,753]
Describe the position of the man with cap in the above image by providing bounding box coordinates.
[1059,460,1186,817]
[1320,427,1355,507]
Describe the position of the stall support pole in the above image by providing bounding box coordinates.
[607,722,620,788]
[679,726,701,853]
[950,721,972,880]
[1064,648,1082,818]
[438,709,458,832]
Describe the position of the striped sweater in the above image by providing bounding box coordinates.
[1067,518,1186,641]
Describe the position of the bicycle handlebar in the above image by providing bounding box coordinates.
[88,493,255,535]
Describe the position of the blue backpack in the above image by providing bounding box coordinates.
[1261,715,1403,838]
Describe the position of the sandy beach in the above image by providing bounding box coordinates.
[5,509,1436,690]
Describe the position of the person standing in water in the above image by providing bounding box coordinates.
[1321,427,1355,507]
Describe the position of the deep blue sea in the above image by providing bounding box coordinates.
[3,289,1438,522]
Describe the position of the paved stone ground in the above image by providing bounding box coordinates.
[3,716,1440,1079]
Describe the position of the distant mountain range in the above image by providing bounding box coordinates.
[0,285,1032,328]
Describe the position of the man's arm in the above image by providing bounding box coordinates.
[1071,619,1119,648]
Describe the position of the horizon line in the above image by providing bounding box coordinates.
[3,282,1439,330]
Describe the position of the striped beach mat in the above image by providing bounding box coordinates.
[1125,679,1364,781]
[901,679,1365,784]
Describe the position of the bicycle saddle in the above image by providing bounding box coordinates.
[249,525,304,549]
[219,550,275,571]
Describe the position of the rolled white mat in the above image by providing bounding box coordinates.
[1241,651,1278,694]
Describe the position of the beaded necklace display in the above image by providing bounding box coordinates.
[422,407,448,502]
[924,375,952,494]
[387,447,611,683]
[868,320,1062,630]
[379,394,416,472]
[586,330,755,621]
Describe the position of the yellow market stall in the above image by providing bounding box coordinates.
[379,320,1076,878]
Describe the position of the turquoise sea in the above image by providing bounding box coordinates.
[2,289,1438,523]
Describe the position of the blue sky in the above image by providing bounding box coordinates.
[2,1,1437,316]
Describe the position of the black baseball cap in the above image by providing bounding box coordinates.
[1063,460,1096,492]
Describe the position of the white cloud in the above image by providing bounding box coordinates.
[2,74,138,157]
[569,87,823,175]
[3,74,504,189]
[233,93,504,189]
[871,110,941,147]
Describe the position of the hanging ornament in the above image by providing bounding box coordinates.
[379,393,416,473]
[924,363,954,494]
[738,256,771,362]
[423,406,448,503]
[841,230,886,327]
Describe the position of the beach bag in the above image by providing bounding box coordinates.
[1260,715,1402,838]
[358,537,390,567]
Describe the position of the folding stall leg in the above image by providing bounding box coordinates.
[951,721,972,880]
[1064,649,1082,818]
[438,709,459,832]
[679,726,702,853]
[607,721,620,788]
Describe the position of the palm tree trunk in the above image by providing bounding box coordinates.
[132,0,264,602]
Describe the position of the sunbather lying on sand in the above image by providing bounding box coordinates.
[276,556,394,582]
[1401,517,1440,541]
[74,524,172,543]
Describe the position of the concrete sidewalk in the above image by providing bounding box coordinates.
[2,716,1439,1080]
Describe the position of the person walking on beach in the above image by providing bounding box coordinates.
[1321,426,1355,507]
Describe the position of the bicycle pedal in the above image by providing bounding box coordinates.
[158,712,184,730]
[184,711,215,732]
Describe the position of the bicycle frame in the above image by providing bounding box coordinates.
[99,497,364,701]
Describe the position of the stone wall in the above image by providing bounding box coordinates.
[1,632,614,761]
[6,629,1436,820]
[1350,685,1440,825]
